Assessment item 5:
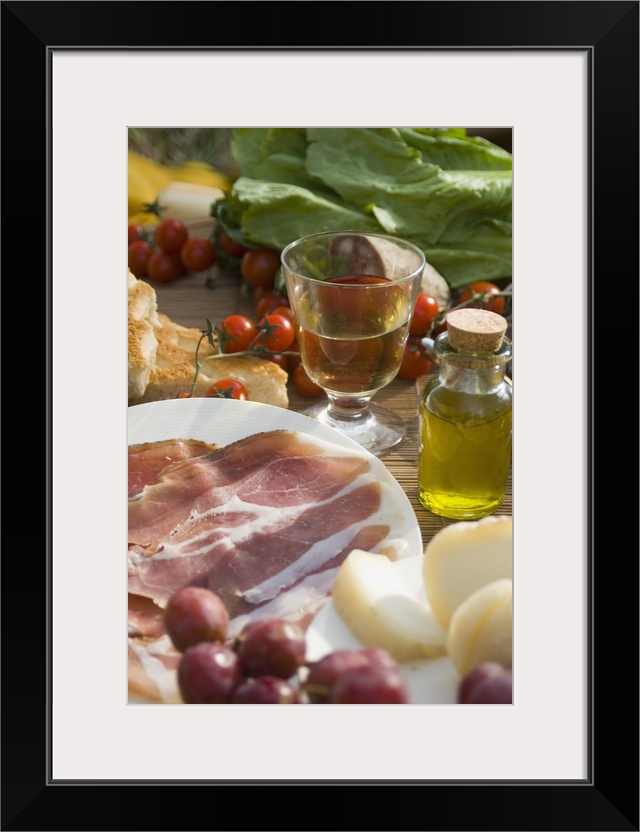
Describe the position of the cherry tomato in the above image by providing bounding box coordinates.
[409,292,439,336]
[270,305,295,326]
[146,250,182,283]
[291,364,324,398]
[128,223,144,246]
[259,312,296,352]
[128,240,154,277]
[255,293,289,321]
[266,353,290,373]
[154,218,189,253]
[240,248,281,289]
[397,336,433,380]
[180,237,217,272]
[286,344,303,372]
[205,379,249,400]
[458,281,505,315]
[218,231,248,259]
[219,314,259,354]
[252,286,270,307]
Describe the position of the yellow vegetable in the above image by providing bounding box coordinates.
[128,151,231,223]
[128,151,172,216]
[154,181,224,222]
[169,160,231,190]
[127,211,159,229]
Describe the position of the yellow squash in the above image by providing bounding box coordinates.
[169,160,231,190]
[128,151,231,224]
[153,181,225,222]
[128,151,173,216]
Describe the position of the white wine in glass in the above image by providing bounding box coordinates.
[281,231,426,455]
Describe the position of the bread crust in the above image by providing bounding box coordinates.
[128,270,160,327]
[127,282,290,408]
[128,272,160,400]
[136,314,289,407]
[128,319,159,400]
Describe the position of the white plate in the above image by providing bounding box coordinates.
[128,398,426,704]
[128,397,423,557]
[306,556,460,704]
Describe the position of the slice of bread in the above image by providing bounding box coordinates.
[127,270,290,408]
[131,313,290,408]
[128,318,159,400]
[128,271,160,400]
[128,269,160,326]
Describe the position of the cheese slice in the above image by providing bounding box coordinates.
[447,578,513,676]
[423,515,512,630]
[331,550,447,663]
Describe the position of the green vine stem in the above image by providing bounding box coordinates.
[184,319,299,398]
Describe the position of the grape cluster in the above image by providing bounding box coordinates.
[164,586,409,705]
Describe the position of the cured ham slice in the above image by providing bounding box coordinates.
[128,635,182,703]
[128,438,218,499]
[128,593,167,640]
[128,429,412,702]
[128,594,183,703]
[129,430,408,619]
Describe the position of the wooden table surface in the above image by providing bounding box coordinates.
[148,222,512,551]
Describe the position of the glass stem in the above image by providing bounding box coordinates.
[326,394,372,421]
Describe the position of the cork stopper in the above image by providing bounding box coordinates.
[446,308,508,354]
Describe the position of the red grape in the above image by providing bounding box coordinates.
[164,586,229,653]
[458,662,512,704]
[304,650,374,704]
[358,647,403,672]
[177,642,242,704]
[331,663,409,704]
[231,676,304,704]
[235,618,306,679]
[230,618,264,652]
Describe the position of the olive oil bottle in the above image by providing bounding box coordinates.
[418,308,512,520]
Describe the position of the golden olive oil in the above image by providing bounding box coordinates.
[418,400,512,519]
[417,309,512,520]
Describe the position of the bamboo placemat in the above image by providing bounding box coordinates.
[151,255,512,551]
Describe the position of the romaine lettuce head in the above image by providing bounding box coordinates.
[225,127,512,288]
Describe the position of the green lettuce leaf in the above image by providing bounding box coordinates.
[398,128,513,171]
[305,128,512,241]
[226,127,512,286]
[231,128,308,175]
[231,177,378,251]
[249,153,336,197]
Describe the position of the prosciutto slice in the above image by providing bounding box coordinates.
[128,438,218,499]
[128,635,182,703]
[128,430,408,628]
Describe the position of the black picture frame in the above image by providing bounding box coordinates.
[2,2,638,830]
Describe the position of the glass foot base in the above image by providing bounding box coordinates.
[298,401,406,456]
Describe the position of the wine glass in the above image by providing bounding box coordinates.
[281,230,426,456]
